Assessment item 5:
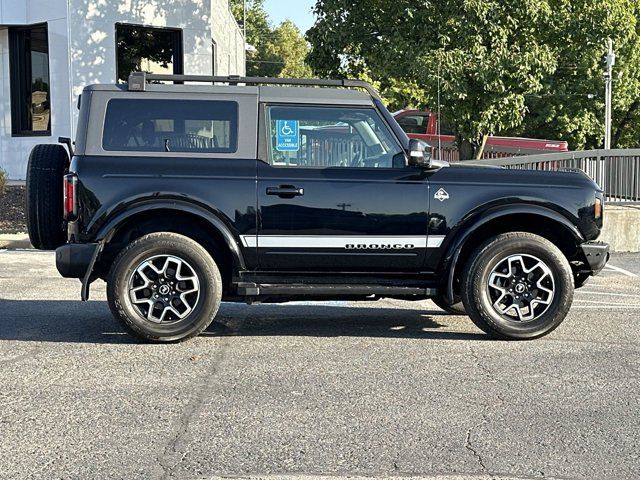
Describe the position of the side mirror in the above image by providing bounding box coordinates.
[408,138,433,168]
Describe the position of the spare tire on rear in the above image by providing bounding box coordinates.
[26,144,69,250]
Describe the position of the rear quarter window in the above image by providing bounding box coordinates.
[102,99,238,153]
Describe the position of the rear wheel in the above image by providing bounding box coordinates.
[26,144,69,250]
[461,232,573,340]
[107,232,222,342]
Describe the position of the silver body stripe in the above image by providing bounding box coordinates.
[240,235,445,249]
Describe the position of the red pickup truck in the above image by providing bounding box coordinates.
[394,109,568,161]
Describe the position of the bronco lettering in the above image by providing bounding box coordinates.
[346,244,415,250]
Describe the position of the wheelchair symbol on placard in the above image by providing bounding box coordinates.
[276,120,299,152]
[280,122,294,136]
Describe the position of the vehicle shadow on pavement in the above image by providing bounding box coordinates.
[208,302,486,341]
[0,299,486,343]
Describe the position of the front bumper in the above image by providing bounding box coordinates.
[579,241,610,275]
[56,242,100,278]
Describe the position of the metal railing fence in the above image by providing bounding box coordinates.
[466,149,640,204]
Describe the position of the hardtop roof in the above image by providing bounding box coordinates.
[83,82,374,106]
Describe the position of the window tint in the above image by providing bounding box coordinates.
[103,99,238,153]
[438,116,455,136]
[266,106,405,169]
[9,24,51,135]
[397,114,427,134]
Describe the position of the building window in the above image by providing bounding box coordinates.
[9,24,51,136]
[116,24,183,83]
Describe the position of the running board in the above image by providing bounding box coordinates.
[236,282,438,297]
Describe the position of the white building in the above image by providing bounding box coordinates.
[0,0,245,179]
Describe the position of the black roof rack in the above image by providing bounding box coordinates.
[127,72,382,100]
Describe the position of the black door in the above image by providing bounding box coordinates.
[252,104,431,272]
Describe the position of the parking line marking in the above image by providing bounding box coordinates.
[574,299,640,306]
[604,264,638,277]
[577,290,639,298]
[573,305,640,309]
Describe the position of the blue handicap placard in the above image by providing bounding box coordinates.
[276,120,300,152]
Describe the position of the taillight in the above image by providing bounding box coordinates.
[63,174,77,220]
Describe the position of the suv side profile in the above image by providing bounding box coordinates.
[25,73,609,342]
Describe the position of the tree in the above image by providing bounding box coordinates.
[263,21,313,78]
[307,0,556,159]
[230,0,312,78]
[519,0,640,150]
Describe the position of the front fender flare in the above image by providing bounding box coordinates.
[442,204,584,303]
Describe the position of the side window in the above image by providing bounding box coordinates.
[397,114,428,134]
[102,99,237,153]
[265,105,405,169]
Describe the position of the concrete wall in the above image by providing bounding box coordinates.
[0,0,72,180]
[67,0,226,137]
[0,0,245,180]
[599,205,640,253]
[211,0,245,75]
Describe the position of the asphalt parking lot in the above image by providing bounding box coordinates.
[0,250,639,480]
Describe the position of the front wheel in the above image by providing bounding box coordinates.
[107,232,222,342]
[461,232,573,340]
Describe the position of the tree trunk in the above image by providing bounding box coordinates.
[459,138,475,161]
[474,134,488,160]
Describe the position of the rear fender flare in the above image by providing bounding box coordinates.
[442,204,584,303]
[96,201,246,270]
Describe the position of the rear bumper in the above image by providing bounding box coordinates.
[56,242,100,278]
[579,241,609,275]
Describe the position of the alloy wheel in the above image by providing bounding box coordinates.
[128,254,200,323]
[487,254,555,322]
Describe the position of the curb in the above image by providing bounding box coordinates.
[0,233,32,250]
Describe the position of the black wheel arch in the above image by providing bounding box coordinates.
[93,201,246,286]
[440,204,585,303]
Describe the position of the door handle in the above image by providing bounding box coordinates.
[266,185,304,198]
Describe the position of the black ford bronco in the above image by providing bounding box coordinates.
[25,73,609,342]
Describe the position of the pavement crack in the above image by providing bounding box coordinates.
[463,343,506,477]
[465,421,488,472]
[157,337,230,479]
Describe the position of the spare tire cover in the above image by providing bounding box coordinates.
[26,144,69,250]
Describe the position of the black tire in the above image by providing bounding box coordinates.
[432,295,466,315]
[107,232,222,343]
[461,232,573,340]
[26,144,69,250]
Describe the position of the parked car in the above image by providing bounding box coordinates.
[25,73,608,343]
[394,109,569,160]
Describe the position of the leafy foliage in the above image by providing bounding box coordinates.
[230,0,312,78]
[308,0,556,158]
[519,0,640,150]
[307,0,640,156]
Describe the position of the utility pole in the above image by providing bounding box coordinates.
[604,38,615,150]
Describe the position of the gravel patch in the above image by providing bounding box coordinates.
[0,186,26,233]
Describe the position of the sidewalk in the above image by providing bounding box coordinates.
[0,233,31,249]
